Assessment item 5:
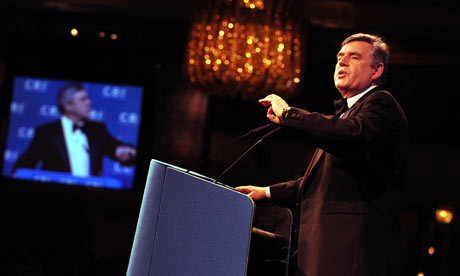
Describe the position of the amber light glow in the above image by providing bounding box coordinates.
[435,208,454,224]
[428,246,435,256]
[185,0,304,99]
[242,0,264,10]
[70,28,79,37]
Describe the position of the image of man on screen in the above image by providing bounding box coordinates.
[12,83,137,177]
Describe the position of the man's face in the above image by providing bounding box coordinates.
[65,90,92,121]
[334,40,382,98]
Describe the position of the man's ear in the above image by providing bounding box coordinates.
[371,62,384,81]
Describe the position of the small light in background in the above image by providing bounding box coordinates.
[110,33,118,40]
[98,31,106,38]
[436,208,454,224]
[417,273,425,276]
[428,246,435,256]
[70,28,79,37]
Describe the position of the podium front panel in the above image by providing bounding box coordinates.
[128,160,254,276]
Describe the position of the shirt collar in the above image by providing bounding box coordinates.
[61,116,84,132]
[61,116,73,132]
[346,85,377,108]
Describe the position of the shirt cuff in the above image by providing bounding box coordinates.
[265,186,271,199]
[281,107,291,123]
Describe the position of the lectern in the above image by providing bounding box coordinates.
[127,159,255,276]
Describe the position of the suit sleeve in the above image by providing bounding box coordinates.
[269,177,303,208]
[281,92,407,158]
[98,123,136,166]
[99,124,123,157]
[12,128,45,172]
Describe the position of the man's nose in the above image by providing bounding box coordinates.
[339,56,349,66]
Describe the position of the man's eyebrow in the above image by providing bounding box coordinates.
[349,51,362,57]
[337,51,363,58]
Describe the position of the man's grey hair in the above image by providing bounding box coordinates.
[57,83,86,113]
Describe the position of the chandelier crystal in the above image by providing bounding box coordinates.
[185,0,305,99]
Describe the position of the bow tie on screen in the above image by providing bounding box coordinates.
[73,123,85,132]
[333,98,349,116]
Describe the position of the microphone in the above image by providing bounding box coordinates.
[186,123,277,174]
[213,126,282,184]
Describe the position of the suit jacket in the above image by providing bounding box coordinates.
[270,88,409,276]
[13,120,127,176]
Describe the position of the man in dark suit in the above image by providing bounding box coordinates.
[13,83,136,176]
[237,33,408,276]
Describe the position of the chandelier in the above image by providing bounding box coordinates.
[184,0,305,99]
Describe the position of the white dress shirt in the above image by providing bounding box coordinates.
[61,116,90,176]
[345,85,377,109]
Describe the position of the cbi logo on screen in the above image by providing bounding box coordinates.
[39,105,60,118]
[10,102,25,114]
[102,86,126,99]
[119,112,139,125]
[23,79,48,93]
[17,127,35,140]
[4,149,19,163]
[90,109,104,121]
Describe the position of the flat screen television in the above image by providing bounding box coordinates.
[1,76,144,190]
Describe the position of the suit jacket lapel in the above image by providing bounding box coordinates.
[299,147,324,194]
[55,121,71,171]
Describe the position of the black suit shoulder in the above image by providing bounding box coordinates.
[358,90,406,115]
[83,120,107,128]
[358,90,409,136]
[13,119,68,172]
[82,120,120,142]
[34,120,62,135]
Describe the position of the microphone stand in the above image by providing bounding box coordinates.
[213,127,282,184]
[186,123,276,174]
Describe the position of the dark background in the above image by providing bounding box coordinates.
[0,0,459,275]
